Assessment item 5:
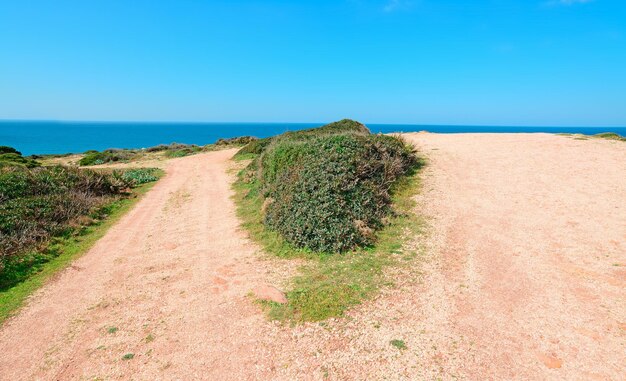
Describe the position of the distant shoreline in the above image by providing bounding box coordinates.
[1,120,625,156]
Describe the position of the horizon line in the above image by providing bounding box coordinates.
[0,118,625,129]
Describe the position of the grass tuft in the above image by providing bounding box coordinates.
[390,339,407,350]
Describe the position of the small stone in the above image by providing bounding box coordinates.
[253,285,288,304]
[537,353,563,369]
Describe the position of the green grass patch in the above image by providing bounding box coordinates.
[233,156,424,323]
[390,339,407,350]
[119,168,160,185]
[0,180,158,324]
[122,353,135,360]
[560,132,625,142]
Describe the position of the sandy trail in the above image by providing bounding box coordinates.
[0,149,281,380]
[247,133,624,381]
[389,133,626,380]
[0,134,624,380]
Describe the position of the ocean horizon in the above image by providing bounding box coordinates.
[1,120,625,156]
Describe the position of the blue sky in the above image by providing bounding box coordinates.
[0,0,624,126]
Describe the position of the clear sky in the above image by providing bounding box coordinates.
[0,0,624,126]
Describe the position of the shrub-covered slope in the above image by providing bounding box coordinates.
[238,119,417,253]
[79,138,257,166]
[0,160,159,288]
[0,146,39,169]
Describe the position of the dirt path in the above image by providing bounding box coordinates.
[243,133,623,381]
[0,134,624,380]
[385,133,626,380]
[0,149,283,380]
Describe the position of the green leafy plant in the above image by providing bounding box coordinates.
[390,339,407,350]
[240,119,417,253]
[120,168,160,185]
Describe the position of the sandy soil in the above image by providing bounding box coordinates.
[0,134,624,380]
[0,149,280,380]
[362,133,626,380]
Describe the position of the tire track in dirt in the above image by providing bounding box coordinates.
[1,135,624,380]
[0,149,281,380]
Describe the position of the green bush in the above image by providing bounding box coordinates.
[235,137,273,156]
[79,150,136,166]
[594,132,626,141]
[0,147,40,169]
[0,165,159,287]
[281,118,370,140]
[144,144,170,153]
[145,142,197,153]
[163,146,202,158]
[215,136,258,146]
[119,168,160,185]
[240,119,417,253]
[236,119,370,158]
[0,146,21,155]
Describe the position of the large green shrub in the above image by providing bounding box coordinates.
[240,119,417,253]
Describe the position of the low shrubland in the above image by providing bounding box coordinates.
[215,136,258,146]
[594,132,626,141]
[234,119,423,321]
[78,149,137,166]
[0,146,39,168]
[79,138,256,166]
[0,161,160,290]
[163,145,203,158]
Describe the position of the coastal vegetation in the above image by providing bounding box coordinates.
[0,146,39,168]
[0,148,161,322]
[594,132,626,141]
[79,138,257,166]
[234,119,423,321]
[558,131,626,142]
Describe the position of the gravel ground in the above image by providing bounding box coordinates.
[0,133,624,380]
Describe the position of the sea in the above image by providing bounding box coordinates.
[1,120,624,156]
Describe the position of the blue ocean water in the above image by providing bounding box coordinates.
[1,120,624,156]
